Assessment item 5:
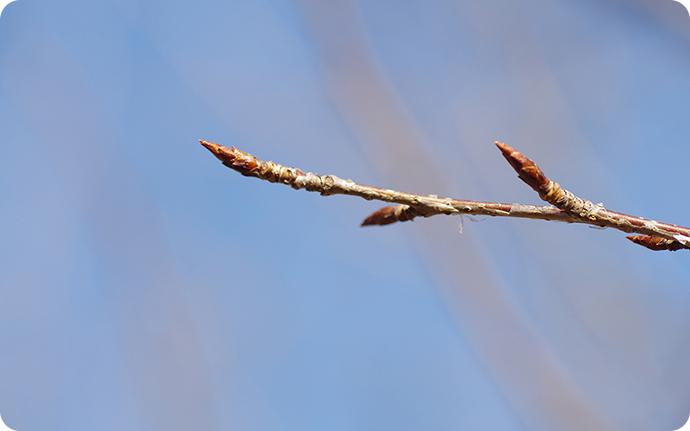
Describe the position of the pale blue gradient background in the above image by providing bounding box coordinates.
[1,1,689,430]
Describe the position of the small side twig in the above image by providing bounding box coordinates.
[200,140,690,251]
[494,142,690,251]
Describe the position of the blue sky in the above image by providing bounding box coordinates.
[1,1,689,430]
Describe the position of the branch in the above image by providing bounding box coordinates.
[200,140,690,251]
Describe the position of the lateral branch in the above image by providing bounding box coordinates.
[200,140,690,252]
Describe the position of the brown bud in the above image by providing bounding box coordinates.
[495,142,551,196]
[625,235,688,251]
[361,205,420,226]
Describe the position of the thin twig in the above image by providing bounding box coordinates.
[200,140,690,251]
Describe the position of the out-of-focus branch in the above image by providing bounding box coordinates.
[200,140,690,251]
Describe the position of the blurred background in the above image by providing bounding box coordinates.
[1,0,689,430]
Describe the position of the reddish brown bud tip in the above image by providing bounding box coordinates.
[361,205,420,226]
[361,206,400,226]
[626,235,687,251]
[495,142,522,172]
[495,142,550,194]
[200,140,263,177]
[200,139,217,152]
[200,140,233,162]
